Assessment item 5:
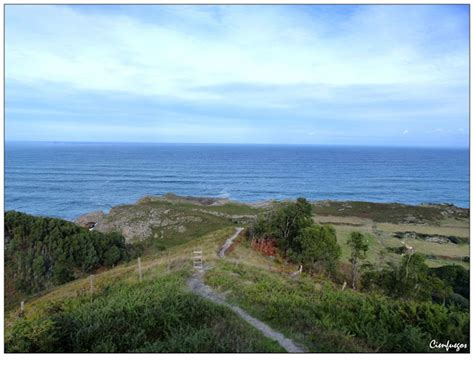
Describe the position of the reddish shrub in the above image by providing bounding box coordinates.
[251,238,279,257]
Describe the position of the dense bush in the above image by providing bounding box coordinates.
[4,211,135,295]
[5,272,284,353]
[361,254,453,303]
[296,225,341,274]
[429,265,469,299]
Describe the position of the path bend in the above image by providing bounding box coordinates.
[217,227,244,257]
[187,227,306,353]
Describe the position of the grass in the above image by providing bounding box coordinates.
[376,222,469,238]
[5,270,284,353]
[314,215,469,269]
[137,196,261,216]
[204,258,469,353]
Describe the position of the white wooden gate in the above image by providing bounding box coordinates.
[193,249,203,270]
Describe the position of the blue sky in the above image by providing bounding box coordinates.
[5,5,469,147]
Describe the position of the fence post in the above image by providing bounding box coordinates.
[138,257,143,282]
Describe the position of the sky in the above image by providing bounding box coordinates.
[5,4,470,147]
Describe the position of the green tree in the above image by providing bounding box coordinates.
[297,224,341,275]
[248,214,272,243]
[347,232,369,289]
[52,261,74,285]
[104,246,122,267]
[270,198,313,257]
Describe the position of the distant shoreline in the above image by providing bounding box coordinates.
[5,193,469,222]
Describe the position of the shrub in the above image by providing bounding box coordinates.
[297,225,341,274]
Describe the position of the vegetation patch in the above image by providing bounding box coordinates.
[313,201,468,224]
[5,270,285,353]
[4,211,134,309]
[205,261,469,353]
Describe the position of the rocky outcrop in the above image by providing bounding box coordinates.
[75,211,105,228]
[93,206,203,243]
[73,193,261,244]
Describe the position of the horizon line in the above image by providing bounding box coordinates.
[4,140,470,150]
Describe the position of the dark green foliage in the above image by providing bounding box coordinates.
[247,214,272,241]
[297,225,341,274]
[361,254,452,302]
[429,265,469,299]
[270,198,313,256]
[52,261,74,285]
[103,246,122,267]
[4,211,133,298]
[5,273,284,353]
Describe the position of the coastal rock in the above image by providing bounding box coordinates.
[75,211,105,228]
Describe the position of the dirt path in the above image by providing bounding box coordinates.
[187,228,306,352]
[187,272,306,353]
[217,227,244,257]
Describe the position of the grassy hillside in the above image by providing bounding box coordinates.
[5,196,470,353]
[5,270,283,353]
[5,228,284,353]
[205,261,468,352]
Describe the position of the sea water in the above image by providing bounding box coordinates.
[5,142,469,220]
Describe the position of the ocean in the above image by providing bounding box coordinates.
[4,142,470,220]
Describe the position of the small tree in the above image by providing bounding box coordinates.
[270,197,313,258]
[248,214,272,243]
[297,225,341,275]
[347,232,369,289]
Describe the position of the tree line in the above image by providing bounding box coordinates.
[4,211,136,295]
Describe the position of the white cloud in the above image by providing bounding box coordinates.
[6,5,468,99]
[5,5,469,146]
